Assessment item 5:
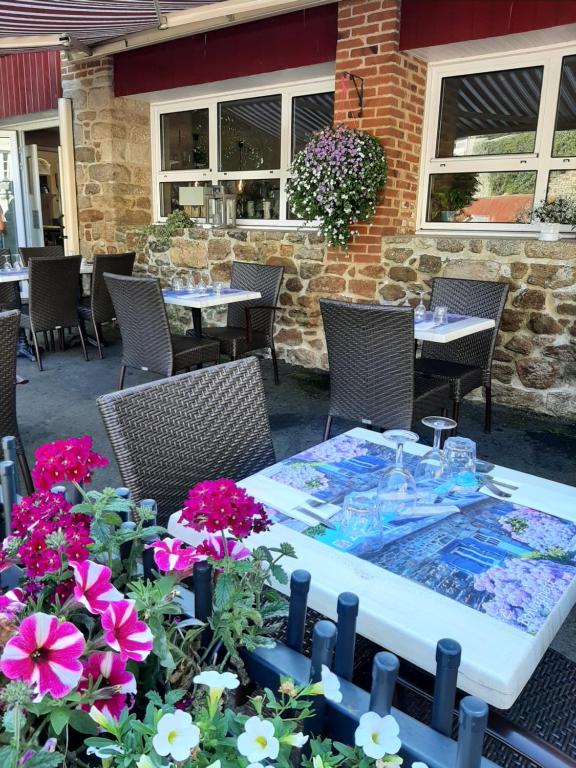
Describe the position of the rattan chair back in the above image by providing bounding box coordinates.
[321,299,416,429]
[227,261,283,336]
[19,245,64,266]
[421,278,508,383]
[28,256,82,332]
[104,273,174,376]
[97,357,276,524]
[0,310,20,448]
[0,249,18,310]
[90,253,135,324]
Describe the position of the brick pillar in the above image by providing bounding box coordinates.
[332,0,427,266]
[61,55,152,259]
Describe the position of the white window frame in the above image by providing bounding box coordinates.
[417,43,576,236]
[151,73,335,227]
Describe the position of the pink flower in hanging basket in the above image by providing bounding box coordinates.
[79,651,136,720]
[70,561,123,615]
[101,600,153,662]
[148,538,203,572]
[32,435,108,491]
[0,612,85,699]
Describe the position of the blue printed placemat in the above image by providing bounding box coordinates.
[415,310,468,324]
[162,287,245,300]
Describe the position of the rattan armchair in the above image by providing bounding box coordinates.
[78,252,135,358]
[414,277,508,433]
[0,249,19,311]
[192,261,284,384]
[320,299,451,440]
[97,357,276,525]
[104,273,220,390]
[19,245,64,266]
[0,310,33,493]
[20,256,88,371]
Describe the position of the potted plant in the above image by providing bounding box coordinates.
[528,196,576,241]
[433,186,476,222]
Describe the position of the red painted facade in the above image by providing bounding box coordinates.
[113,5,338,97]
[399,0,576,50]
[0,50,61,119]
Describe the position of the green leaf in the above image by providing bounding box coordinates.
[279,542,297,557]
[19,754,63,768]
[214,573,234,609]
[0,747,15,764]
[270,563,288,585]
[69,708,99,735]
[165,689,187,706]
[102,512,123,526]
[146,690,163,706]
[50,707,71,735]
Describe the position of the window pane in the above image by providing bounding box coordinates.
[219,95,281,172]
[160,181,210,218]
[436,67,543,158]
[547,170,576,203]
[161,110,209,171]
[219,179,280,219]
[427,172,536,223]
[292,92,334,157]
[553,55,576,157]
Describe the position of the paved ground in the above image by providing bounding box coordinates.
[14,330,576,663]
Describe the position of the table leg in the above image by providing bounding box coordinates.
[191,308,203,339]
[16,329,36,362]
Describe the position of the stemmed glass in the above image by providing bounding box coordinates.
[185,271,196,292]
[377,429,419,521]
[414,291,427,322]
[414,416,456,502]
[400,288,410,307]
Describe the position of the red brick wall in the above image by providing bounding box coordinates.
[332,0,427,263]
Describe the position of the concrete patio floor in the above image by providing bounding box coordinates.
[14,330,576,665]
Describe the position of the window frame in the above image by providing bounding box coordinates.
[417,43,576,235]
[151,73,335,227]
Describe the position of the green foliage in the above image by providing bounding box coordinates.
[141,208,197,250]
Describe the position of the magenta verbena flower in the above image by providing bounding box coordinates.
[148,538,203,572]
[101,600,153,662]
[70,560,123,615]
[0,613,85,699]
[32,435,108,491]
[79,651,136,720]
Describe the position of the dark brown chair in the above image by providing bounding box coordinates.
[0,310,33,493]
[19,245,64,266]
[20,256,88,371]
[414,277,509,433]
[104,273,220,390]
[320,299,451,440]
[97,357,275,525]
[0,249,20,311]
[194,261,284,384]
[78,252,135,358]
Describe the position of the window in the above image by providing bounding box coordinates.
[419,46,576,232]
[152,79,334,225]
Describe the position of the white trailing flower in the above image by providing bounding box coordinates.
[412,764,429,768]
[309,665,342,703]
[194,669,240,713]
[237,716,280,763]
[152,710,200,762]
[354,712,401,759]
[280,732,309,748]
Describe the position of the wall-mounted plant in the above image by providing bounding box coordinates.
[518,196,576,241]
[141,209,197,250]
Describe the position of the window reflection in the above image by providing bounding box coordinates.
[219,179,280,219]
[553,55,576,158]
[161,110,209,171]
[160,181,211,218]
[547,170,576,203]
[219,95,281,172]
[292,92,334,157]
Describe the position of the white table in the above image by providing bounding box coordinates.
[0,263,93,283]
[414,313,495,343]
[163,287,261,337]
[169,427,576,709]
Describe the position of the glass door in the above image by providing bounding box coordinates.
[23,143,44,246]
[0,130,25,255]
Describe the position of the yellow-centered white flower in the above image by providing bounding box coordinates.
[309,665,342,703]
[354,712,401,759]
[152,710,200,762]
[194,669,240,713]
[237,716,280,763]
[280,732,309,748]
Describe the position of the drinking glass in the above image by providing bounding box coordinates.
[377,430,419,520]
[340,491,381,541]
[185,272,196,292]
[197,274,206,293]
[171,275,184,292]
[414,291,427,322]
[12,255,22,271]
[433,306,448,325]
[414,416,456,502]
[444,436,479,494]
[214,281,223,296]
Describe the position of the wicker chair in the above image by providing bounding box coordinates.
[104,273,220,390]
[320,299,451,440]
[77,252,135,359]
[414,278,509,433]
[20,256,88,371]
[193,261,284,384]
[0,249,19,311]
[0,310,33,493]
[97,357,276,525]
[19,245,64,266]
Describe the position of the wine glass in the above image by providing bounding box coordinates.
[185,271,196,292]
[377,429,419,521]
[400,288,410,307]
[414,416,456,502]
[414,291,427,322]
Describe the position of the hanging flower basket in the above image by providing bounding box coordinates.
[286,124,387,250]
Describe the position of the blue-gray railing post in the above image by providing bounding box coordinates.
[456,696,488,768]
[2,437,19,496]
[120,521,136,563]
[51,485,67,496]
[334,591,359,680]
[193,560,213,647]
[286,569,311,652]
[432,638,462,736]
[115,487,131,522]
[67,484,83,505]
[140,499,157,582]
[307,620,337,737]
[140,498,157,526]
[369,652,399,716]
[0,460,17,536]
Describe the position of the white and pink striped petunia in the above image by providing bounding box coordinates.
[81,652,136,720]
[200,534,251,562]
[0,587,26,617]
[100,600,153,662]
[70,560,123,615]
[0,612,85,699]
[148,538,202,572]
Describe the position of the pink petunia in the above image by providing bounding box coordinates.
[101,600,153,662]
[32,436,108,491]
[70,561,123,615]
[0,613,85,699]
[80,652,136,720]
[0,588,26,617]
[148,538,203,572]
[197,534,250,562]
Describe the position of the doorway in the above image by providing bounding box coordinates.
[23,126,63,248]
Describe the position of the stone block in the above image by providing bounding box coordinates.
[279,292,293,306]
[209,261,231,282]
[78,208,104,223]
[207,238,231,260]
[546,392,576,420]
[275,328,303,346]
[418,253,442,273]
[500,309,526,332]
[486,239,521,257]
[528,264,575,289]
[380,283,405,301]
[170,238,208,268]
[279,244,294,259]
[529,313,562,335]
[443,259,500,280]
[492,363,514,383]
[510,261,529,279]
[359,264,387,279]
[284,232,306,243]
[557,303,576,316]
[308,275,345,293]
[505,334,533,355]
[493,349,513,363]
[348,278,377,298]
[389,266,417,282]
[233,244,257,261]
[543,344,576,361]
[525,241,576,260]
[492,383,545,411]
[512,289,546,310]
[88,163,131,183]
[308,232,325,245]
[295,246,325,262]
[383,247,413,263]
[299,261,323,280]
[469,239,483,254]
[286,277,304,293]
[266,255,297,274]
[250,230,284,242]
[228,229,248,242]
[436,238,465,253]
[256,242,279,260]
[516,358,560,389]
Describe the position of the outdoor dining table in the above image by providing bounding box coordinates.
[169,426,576,710]
[413,311,495,343]
[162,287,261,337]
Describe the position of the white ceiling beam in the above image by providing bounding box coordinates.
[0,34,63,50]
